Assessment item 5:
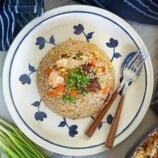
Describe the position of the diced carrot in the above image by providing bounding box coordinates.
[101,66,106,72]
[102,87,108,94]
[70,89,78,97]
[89,58,96,66]
[47,84,65,97]
[56,84,65,93]
[47,90,59,97]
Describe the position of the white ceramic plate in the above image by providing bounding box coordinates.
[2,5,153,156]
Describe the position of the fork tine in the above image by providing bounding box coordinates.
[127,48,146,69]
[131,50,148,72]
[136,52,148,72]
[129,49,148,70]
[131,54,143,70]
[128,52,142,69]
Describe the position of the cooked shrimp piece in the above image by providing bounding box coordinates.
[48,70,65,88]
[56,58,85,70]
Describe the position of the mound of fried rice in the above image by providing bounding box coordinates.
[36,39,114,119]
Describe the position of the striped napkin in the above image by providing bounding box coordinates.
[0,0,44,51]
[77,0,158,25]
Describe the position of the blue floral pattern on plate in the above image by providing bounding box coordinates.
[73,24,94,42]
[58,118,78,137]
[19,64,37,84]
[35,24,121,61]
[31,100,47,121]
[91,114,114,130]
[106,38,121,62]
[35,35,56,49]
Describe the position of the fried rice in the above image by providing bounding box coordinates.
[36,39,114,119]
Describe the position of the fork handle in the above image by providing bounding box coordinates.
[85,89,119,137]
[105,94,125,148]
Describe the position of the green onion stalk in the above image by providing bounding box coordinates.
[0,118,47,158]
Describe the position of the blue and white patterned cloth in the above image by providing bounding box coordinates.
[77,0,158,25]
[1,0,158,51]
[0,0,44,51]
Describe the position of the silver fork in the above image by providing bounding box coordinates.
[105,49,147,148]
[118,49,147,95]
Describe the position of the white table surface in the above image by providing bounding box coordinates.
[1,0,158,157]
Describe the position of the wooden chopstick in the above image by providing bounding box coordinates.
[85,89,119,137]
[105,94,125,148]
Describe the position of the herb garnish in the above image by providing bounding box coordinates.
[62,67,90,103]
[66,67,90,92]
[62,95,77,103]
[76,52,83,58]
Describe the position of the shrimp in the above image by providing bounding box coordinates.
[56,58,85,70]
[48,70,65,88]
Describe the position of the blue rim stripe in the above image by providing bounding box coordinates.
[8,10,147,149]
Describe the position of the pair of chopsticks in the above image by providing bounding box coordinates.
[85,89,119,148]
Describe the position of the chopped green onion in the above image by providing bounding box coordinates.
[66,67,90,92]
[62,95,77,103]
[76,52,83,58]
